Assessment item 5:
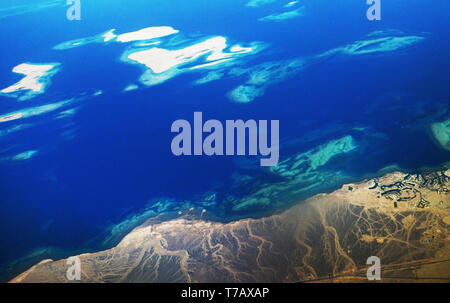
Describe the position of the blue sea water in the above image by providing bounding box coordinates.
[0,0,449,280]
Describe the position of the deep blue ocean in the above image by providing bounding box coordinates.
[0,0,449,281]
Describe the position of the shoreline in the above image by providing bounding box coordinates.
[10,163,450,283]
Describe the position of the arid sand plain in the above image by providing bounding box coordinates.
[12,168,450,283]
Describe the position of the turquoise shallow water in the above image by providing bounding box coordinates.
[0,0,449,281]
